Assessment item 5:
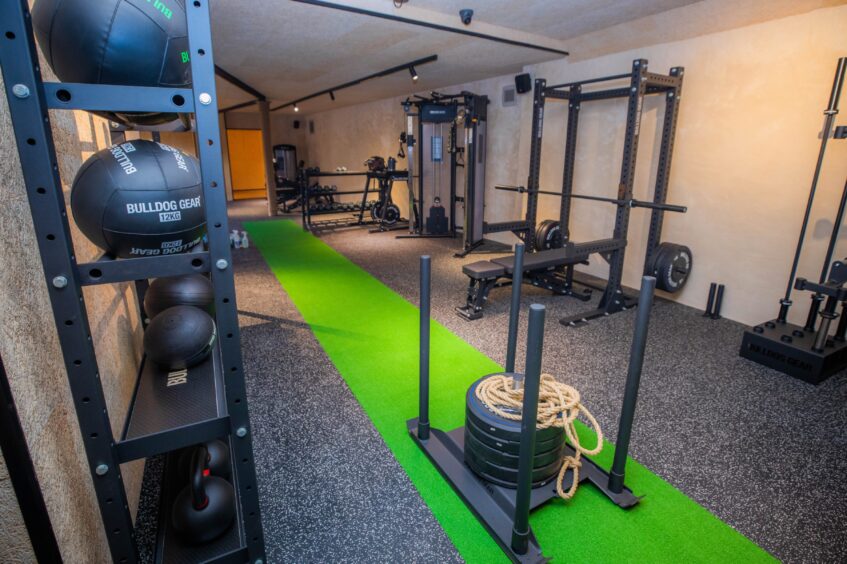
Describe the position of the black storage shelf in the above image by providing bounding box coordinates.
[43,82,195,114]
[116,342,229,463]
[155,443,246,564]
[1,1,266,561]
[77,251,211,287]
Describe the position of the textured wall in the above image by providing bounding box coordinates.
[0,51,144,564]
[301,5,847,325]
[0,457,36,562]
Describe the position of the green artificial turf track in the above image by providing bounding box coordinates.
[246,219,772,563]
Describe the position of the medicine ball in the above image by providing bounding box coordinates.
[143,306,216,370]
[70,140,205,258]
[32,0,191,127]
[144,274,215,318]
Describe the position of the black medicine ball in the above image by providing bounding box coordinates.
[32,0,191,88]
[144,274,215,318]
[32,0,191,127]
[70,140,205,258]
[144,306,216,370]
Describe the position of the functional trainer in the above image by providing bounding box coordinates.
[740,57,847,384]
[457,59,692,325]
[410,247,657,562]
[398,91,493,254]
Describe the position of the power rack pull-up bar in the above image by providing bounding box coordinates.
[494,184,688,213]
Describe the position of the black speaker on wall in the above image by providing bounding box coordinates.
[293,120,300,129]
[515,73,532,94]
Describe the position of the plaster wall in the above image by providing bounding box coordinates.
[302,5,847,326]
[0,50,144,564]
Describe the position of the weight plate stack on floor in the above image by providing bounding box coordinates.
[464,375,565,488]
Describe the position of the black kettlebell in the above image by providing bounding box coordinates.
[176,439,231,483]
[171,445,235,544]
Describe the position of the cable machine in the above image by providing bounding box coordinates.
[398,91,488,253]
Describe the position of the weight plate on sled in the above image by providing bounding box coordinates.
[464,440,563,489]
[466,376,563,443]
[465,416,564,456]
[464,427,563,470]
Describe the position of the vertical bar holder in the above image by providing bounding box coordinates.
[703,282,717,317]
[777,57,846,320]
[505,244,525,373]
[711,284,725,320]
[510,305,545,555]
[186,2,266,560]
[609,276,656,493]
[418,256,431,440]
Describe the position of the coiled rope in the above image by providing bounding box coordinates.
[475,373,603,500]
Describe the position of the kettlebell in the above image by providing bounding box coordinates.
[171,445,235,544]
[176,440,231,484]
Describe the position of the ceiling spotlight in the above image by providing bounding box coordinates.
[293,104,300,112]
[409,65,419,82]
[329,91,335,101]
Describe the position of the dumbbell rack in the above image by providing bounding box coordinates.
[0,2,265,563]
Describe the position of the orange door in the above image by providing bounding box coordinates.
[226,129,267,200]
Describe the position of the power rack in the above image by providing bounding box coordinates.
[458,60,691,325]
[0,2,265,563]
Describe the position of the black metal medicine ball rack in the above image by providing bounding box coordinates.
[0,2,265,563]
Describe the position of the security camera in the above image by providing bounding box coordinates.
[459,9,473,25]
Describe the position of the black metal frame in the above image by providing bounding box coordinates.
[0,1,265,562]
[458,60,686,325]
[412,251,657,562]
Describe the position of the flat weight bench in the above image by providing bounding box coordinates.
[456,239,625,320]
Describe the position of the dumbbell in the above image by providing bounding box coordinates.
[171,445,235,544]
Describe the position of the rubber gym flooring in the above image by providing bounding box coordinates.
[137,201,847,563]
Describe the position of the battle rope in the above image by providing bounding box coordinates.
[475,373,603,500]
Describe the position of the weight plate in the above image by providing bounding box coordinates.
[535,220,553,250]
[535,220,568,250]
[652,242,693,293]
[464,441,563,489]
[465,416,564,455]
[383,204,401,225]
[371,201,384,221]
[464,427,563,470]
[466,376,563,443]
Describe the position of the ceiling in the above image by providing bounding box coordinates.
[409,0,700,40]
[208,0,846,116]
